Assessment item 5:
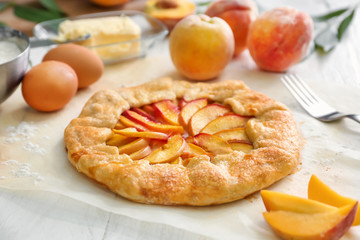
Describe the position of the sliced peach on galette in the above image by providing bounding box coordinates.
[64,78,299,206]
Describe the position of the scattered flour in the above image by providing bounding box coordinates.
[23,142,47,155]
[1,159,44,184]
[3,121,48,155]
[1,121,48,184]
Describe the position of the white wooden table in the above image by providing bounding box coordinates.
[1,0,360,239]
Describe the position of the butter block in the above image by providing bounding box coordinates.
[58,16,141,61]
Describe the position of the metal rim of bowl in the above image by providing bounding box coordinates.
[0,26,30,65]
[0,26,30,104]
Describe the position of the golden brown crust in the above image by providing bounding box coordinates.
[64,78,300,206]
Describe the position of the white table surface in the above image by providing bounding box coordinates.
[1,0,360,239]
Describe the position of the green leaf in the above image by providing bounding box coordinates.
[13,4,64,23]
[196,1,212,7]
[0,21,7,27]
[314,26,339,53]
[38,0,64,13]
[337,9,355,40]
[312,8,348,22]
[0,2,11,12]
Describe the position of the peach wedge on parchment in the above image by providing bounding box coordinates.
[308,175,360,226]
[261,190,358,240]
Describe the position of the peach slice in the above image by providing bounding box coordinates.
[106,133,135,146]
[118,138,150,155]
[113,128,169,140]
[188,104,230,136]
[119,115,149,132]
[145,0,196,31]
[200,114,250,134]
[144,134,186,164]
[193,133,232,155]
[170,157,183,165]
[263,203,358,240]
[179,98,188,109]
[153,100,180,125]
[142,105,156,117]
[261,190,338,213]
[123,110,184,134]
[214,127,249,142]
[132,107,158,122]
[114,121,126,130]
[179,98,208,128]
[308,175,360,226]
[150,139,167,150]
[229,141,253,153]
[181,142,211,159]
[129,145,152,160]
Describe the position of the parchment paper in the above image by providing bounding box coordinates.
[0,46,359,239]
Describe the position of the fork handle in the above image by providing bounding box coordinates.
[346,114,360,124]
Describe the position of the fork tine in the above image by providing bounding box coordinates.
[288,74,317,104]
[281,75,312,108]
[291,74,323,103]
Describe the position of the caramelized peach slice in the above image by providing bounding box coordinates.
[179,98,208,128]
[118,138,150,155]
[106,133,135,146]
[178,97,188,108]
[142,105,156,117]
[144,134,186,164]
[214,127,249,142]
[119,115,149,132]
[181,142,211,159]
[188,104,230,136]
[113,128,168,140]
[114,121,126,130]
[129,145,152,160]
[228,141,253,153]
[193,133,232,155]
[170,157,183,165]
[200,114,250,134]
[308,175,360,226]
[132,107,158,122]
[150,139,167,150]
[153,100,180,125]
[263,203,358,240]
[123,110,184,134]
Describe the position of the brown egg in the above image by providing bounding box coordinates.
[43,43,104,88]
[21,61,78,112]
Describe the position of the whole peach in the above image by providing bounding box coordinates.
[169,14,234,81]
[205,0,258,56]
[247,7,313,72]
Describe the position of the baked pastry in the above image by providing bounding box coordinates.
[64,77,300,206]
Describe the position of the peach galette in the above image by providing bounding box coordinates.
[64,77,300,205]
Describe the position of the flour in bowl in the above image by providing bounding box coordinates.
[0,41,21,64]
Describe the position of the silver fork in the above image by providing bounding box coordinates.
[281,74,360,124]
